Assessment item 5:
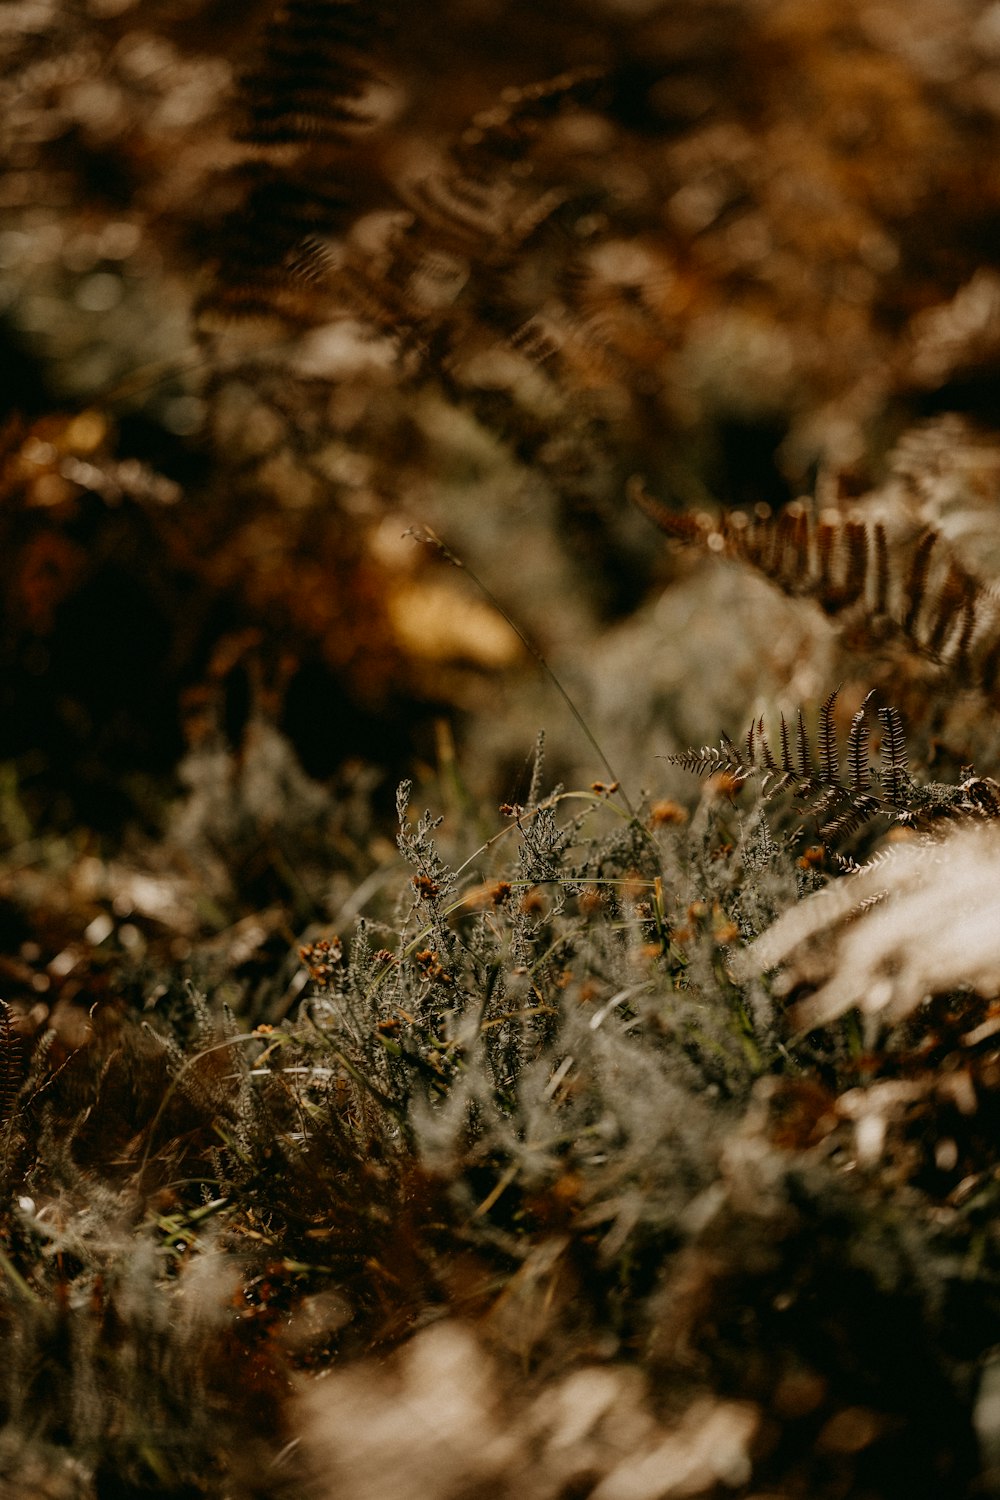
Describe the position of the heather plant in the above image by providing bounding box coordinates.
[3,693,1000,1497]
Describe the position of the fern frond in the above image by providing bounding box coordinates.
[627,478,717,545]
[672,688,998,857]
[669,745,746,779]
[807,515,869,611]
[235,0,384,147]
[819,794,881,843]
[203,172,353,325]
[900,529,936,635]
[817,688,840,783]
[0,1000,21,1127]
[633,480,1000,703]
[872,520,890,615]
[755,717,777,774]
[834,847,893,876]
[795,709,813,779]
[199,0,388,329]
[925,561,977,664]
[846,691,874,793]
[807,780,849,828]
[737,824,1000,1028]
[391,68,596,270]
[877,704,909,807]
[400,173,516,254]
[457,68,601,164]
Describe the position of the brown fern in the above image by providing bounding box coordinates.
[199,0,392,329]
[236,0,381,147]
[670,690,1000,847]
[632,479,1000,703]
[335,68,599,351]
[0,1000,22,1129]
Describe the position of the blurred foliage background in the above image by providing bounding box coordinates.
[4,0,1000,1049]
[4,0,1000,833]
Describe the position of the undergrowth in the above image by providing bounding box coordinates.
[3,708,1000,1497]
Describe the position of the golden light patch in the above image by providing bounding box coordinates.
[387,580,522,668]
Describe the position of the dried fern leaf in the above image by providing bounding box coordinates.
[817,688,840,783]
[872,520,890,615]
[877,705,909,807]
[819,793,881,843]
[846,691,874,793]
[795,709,813,779]
[735,824,1000,1029]
[236,0,383,146]
[902,529,937,635]
[669,745,742,778]
[756,718,777,774]
[634,479,1000,701]
[0,1000,21,1125]
[200,0,388,328]
[671,687,996,858]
